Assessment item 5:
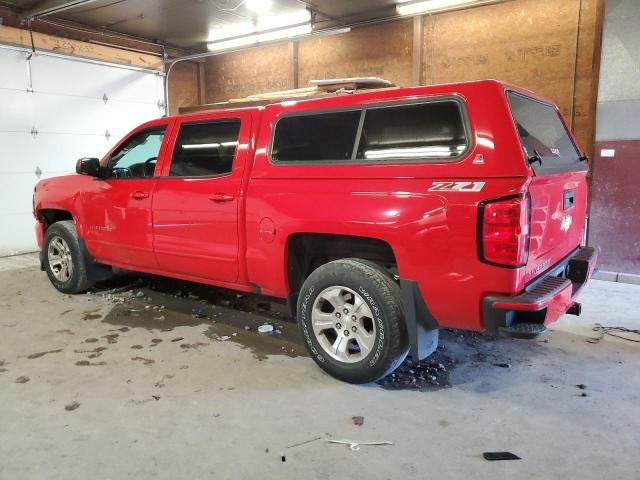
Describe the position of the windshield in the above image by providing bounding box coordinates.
[507,91,586,175]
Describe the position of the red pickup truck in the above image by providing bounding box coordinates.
[33,80,597,383]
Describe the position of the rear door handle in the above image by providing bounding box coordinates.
[131,191,149,200]
[563,190,574,210]
[209,193,235,203]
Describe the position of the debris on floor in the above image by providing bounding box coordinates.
[351,416,364,426]
[64,401,81,411]
[327,439,394,451]
[15,376,30,384]
[258,324,274,334]
[482,452,521,461]
[285,436,322,449]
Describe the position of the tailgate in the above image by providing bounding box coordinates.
[506,91,589,285]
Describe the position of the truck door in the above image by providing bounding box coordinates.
[151,111,252,283]
[82,119,172,268]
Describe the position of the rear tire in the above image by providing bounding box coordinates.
[43,221,93,294]
[297,258,409,384]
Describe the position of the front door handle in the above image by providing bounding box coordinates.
[131,191,149,200]
[209,193,235,203]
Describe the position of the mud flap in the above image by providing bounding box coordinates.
[77,237,112,283]
[399,280,439,360]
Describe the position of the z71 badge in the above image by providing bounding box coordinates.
[428,181,486,192]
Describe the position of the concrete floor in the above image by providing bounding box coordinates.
[0,254,639,479]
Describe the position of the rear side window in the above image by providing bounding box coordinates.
[507,91,586,175]
[170,120,240,177]
[270,99,468,163]
[271,110,361,162]
[355,101,468,160]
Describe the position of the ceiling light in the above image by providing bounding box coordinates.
[396,0,479,15]
[256,24,312,42]
[245,0,273,13]
[207,9,313,51]
[208,22,254,42]
[208,34,257,51]
[256,9,311,31]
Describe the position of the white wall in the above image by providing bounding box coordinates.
[0,47,165,256]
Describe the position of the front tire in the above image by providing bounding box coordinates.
[43,221,92,293]
[297,258,409,384]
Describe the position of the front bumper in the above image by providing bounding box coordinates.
[483,246,598,336]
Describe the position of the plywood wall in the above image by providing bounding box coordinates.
[204,43,289,103]
[422,0,602,153]
[185,0,602,152]
[168,62,200,116]
[298,19,413,88]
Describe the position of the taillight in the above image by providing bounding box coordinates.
[478,194,530,267]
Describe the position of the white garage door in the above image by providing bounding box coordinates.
[0,46,165,256]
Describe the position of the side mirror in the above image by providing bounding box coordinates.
[75,157,101,177]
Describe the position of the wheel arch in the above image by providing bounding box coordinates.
[285,232,398,295]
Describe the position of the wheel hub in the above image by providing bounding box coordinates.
[47,235,73,282]
[311,286,377,363]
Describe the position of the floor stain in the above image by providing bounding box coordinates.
[60,309,73,316]
[15,376,30,383]
[74,347,108,354]
[102,333,119,344]
[27,349,63,359]
[56,329,75,335]
[131,345,144,350]
[84,338,99,343]
[154,374,175,388]
[179,342,209,350]
[0,368,7,374]
[131,356,155,365]
[64,401,81,411]
[82,309,103,321]
[75,360,106,366]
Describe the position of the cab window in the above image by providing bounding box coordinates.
[169,120,241,177]
[107,127,166,178]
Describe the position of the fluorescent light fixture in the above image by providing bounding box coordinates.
[256,9,310,31]
[396,0,479,15]
[245,0,273,13]
[207,9,312,51]
[256,24,312,42]
[208,35,257,51]
[208,22,254,42]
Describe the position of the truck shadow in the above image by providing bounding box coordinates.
[90,271,553,392]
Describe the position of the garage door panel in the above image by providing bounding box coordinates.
[0,49,28,90]
[30,54,165,104]
[0,48,165,255]
[0,213,37,256]
[0,90,36,131]
[0,173,39,215]
[0,132,116,174]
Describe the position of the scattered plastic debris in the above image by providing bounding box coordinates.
[286,436,322,449]
[576,384,587,390]
[327,439,393,451]
[218,335,231,341]
[483,452,521,461]
[258,324,274,334]
[351,416,364,426]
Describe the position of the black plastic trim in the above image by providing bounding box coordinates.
[399,279,439,360]
[483,246,596,337]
